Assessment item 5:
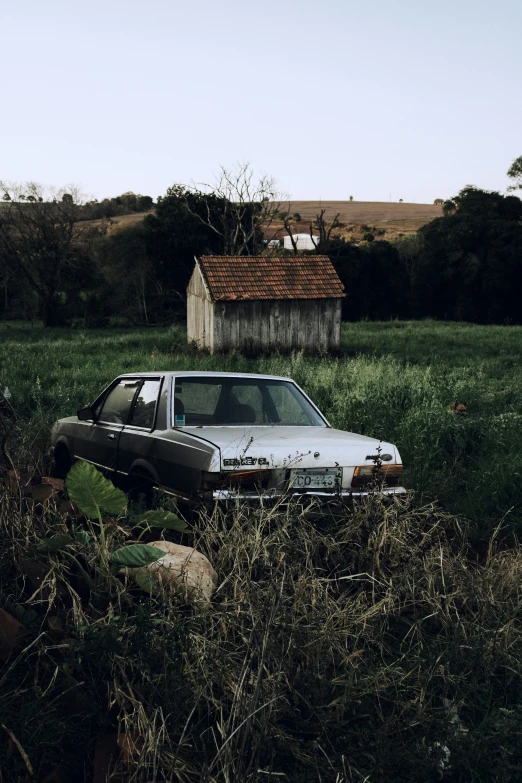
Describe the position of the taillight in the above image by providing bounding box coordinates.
[351,464,403,488]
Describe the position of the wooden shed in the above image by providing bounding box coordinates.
[186,255,344,354]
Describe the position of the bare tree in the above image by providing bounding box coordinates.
[282,214,299,255]
[185,163,288,256]
[309,209,341,251]
[0,182,96,326]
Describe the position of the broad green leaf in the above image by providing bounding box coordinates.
[110,544,165,568]
[73,530,95,548]
[38,534,75,551]
[65,461,127,519]
[135,572,161,594]
[137,510,188,532]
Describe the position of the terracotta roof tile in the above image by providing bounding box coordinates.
[197,256,344,301]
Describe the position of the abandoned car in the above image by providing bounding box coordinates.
[51,372,405,504]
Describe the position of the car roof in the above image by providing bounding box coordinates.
[117,371,293,382]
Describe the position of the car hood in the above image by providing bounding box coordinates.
[190,426,399,469]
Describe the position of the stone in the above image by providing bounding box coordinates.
[125,541,218,603]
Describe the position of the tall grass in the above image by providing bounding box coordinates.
[2,320,522,780]
[1,320,522,538]
[1,485,522,781]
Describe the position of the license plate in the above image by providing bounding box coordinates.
[290,468,342,489]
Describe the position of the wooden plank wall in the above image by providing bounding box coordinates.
[187,265,214,349]
[212,299,342,354]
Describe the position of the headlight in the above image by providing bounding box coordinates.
[351,464,403,488]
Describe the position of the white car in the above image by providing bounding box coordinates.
[51,371,405,504]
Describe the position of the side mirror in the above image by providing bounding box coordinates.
[77,406,96,422]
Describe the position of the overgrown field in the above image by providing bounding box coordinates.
[2,320,522,781]
[1,319,522,539]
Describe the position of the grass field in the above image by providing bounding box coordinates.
[1,319,521,539]
[2,319,522,781]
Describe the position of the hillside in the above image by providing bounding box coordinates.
[100,201,442,242]
[283,199,442,224]
[270,199,443,242]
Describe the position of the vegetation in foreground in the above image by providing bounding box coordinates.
[1,319,522,539]
[1,465,522,782]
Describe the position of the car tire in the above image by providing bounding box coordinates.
[52,445,72,479]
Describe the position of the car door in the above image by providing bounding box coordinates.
[116,377,163,479]
[74,378,141,471]
[153,376,220,497]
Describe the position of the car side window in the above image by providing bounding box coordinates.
[98,380,140,425]
[128,380,161,430]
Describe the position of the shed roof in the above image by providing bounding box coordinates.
[197,256,344,301]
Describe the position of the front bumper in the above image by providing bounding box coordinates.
[212,486,407,501]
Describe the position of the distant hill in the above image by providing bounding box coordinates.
[282,200,442,224]
[271,200,443,242]
[98,200,442,242]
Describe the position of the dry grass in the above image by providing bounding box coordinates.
[281,200,442,225]
[1,480,522,782]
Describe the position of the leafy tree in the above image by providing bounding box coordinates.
[90,184,228,325]
[80,192,154,221]
[0,182,101,326]
[94,225,155,324]
[325,237,409,321]
[142,185,224,316]
[411,187,522,323]
[507,155,522,190]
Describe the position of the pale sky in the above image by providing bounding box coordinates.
[2,0,520,204]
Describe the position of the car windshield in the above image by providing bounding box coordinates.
[172,377,326,427]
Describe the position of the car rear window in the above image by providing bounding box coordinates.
[172,377,325,427]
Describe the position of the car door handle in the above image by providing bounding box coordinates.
[107,434,116,440]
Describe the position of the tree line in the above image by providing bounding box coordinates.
[1,161,522,327]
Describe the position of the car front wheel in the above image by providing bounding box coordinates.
[52,444,72,479]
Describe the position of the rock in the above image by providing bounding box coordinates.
[0,607,28,661]
[125,541,218,603]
